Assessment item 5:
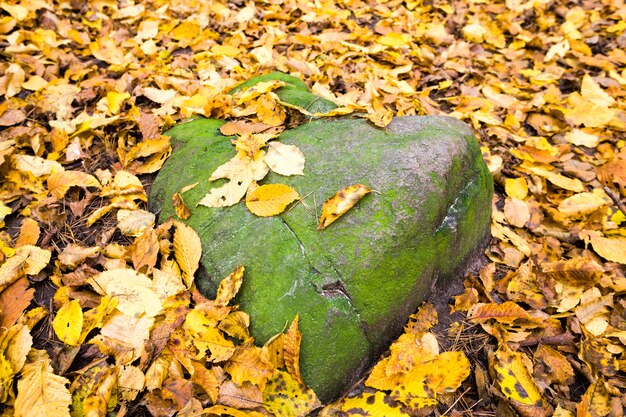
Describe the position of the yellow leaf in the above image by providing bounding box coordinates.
[172,192,191,219]
[377,32,410,47]
[284,315,302,384]
[14,350,71,417]
[116,209,155,237]
[504,177,528,200]
[142,87,176,104]
[80,295,118,343]
[200,157,268,208]
[245,184,300,217]
[522,163,585,192]
[256,93,286,127]
[92,312,153,364]
[0,323,32,402]
[318,184,371,229]
[174,221,202,288]
[262,370,321,417]
[57,244,101,268]
[203,405,266,417]
[52,299,83,346]
[390,351,470,409]
[504,198,530,228]
[106,91,130,115]
[224,346,273,391]
[558,189,610,218]
[234,80,286,105]
[13,154,63,177]
[219,311,251,341]
[491,348,543,407]
[183,312,235,362]
[70,360,117,417]
[15,217,40,247]
[581,74,615,107]
[215,266,245,307]
[118,365,145,401]
[580,230,626,264]
[89,269,162,318]
[366,332,439,391]
[171,21,200,42]
[564,129,600,147]
[90,37,126,66]
[319,392,410,417]
[265,142,305,176]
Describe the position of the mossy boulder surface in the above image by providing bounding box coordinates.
[149,75,493,402]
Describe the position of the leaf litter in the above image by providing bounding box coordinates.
[0,0,625,416]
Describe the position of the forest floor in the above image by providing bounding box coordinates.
[0,0,625,416]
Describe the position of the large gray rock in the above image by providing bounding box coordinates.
[149,78,493,402]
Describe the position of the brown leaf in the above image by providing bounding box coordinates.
[0,277,34,329]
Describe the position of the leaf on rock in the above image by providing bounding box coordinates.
[318,184,371,229]
[263,370,321,417]
[174,221,202,288]
[52,299,83,346]
[14,350,71,417]
[265,142,305,176]
[245,184,300,217]
[172,192,191,219]
[215,266,245,307]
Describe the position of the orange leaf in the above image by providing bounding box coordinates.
[284,315,302,384]
[318,184,371,230]
[47,170,101,200]
[467,301,532,324]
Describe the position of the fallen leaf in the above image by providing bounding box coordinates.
[318,184,371,229]
[214,266,245,307]
[14,350,71,417]
[173,221,202,288]
[265,142,305,176]
[52,299,83,346]
[245,184,300,217]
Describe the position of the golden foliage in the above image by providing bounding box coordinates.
[0,0,625,415]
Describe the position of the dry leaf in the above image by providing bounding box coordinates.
[265,142,305,176]
[173,221,202,288]
[214,266,244,307]
[318,184,371,229]
[245,184,300,217]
